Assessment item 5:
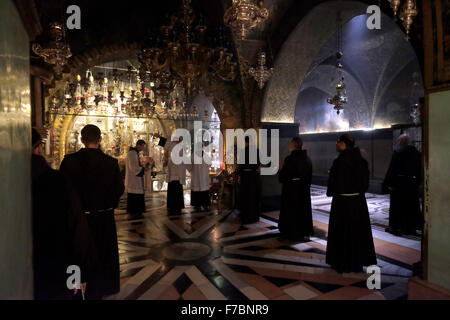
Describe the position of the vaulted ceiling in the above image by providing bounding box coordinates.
[16,0,423,76]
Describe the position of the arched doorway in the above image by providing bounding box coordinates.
[294,14,423,133]
[262,1,370,123]
[260,1,425,288]
[45,59,224,192]
[261,0,424,186]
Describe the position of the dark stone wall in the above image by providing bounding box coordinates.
[301,128,393,187]
[260,124,394,212]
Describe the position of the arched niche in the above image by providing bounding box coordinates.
[182,93,223,172]
[294,14,423,133]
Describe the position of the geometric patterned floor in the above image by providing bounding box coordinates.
[106,186,421,300]
[311,186,390,229]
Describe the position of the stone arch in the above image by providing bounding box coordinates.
[44,44,245,164]
[266,5,423,132]
[46,43,245,131]
[261,1,370,123]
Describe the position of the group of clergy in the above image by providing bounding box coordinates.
[125,136,212,217]
[237,133,422,274]
[32,125,124,300]
[31,122,422,300]
[31,125,213,300]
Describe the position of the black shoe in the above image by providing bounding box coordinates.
[385,227,400,236]
[127,213,143,220]
[405,230,421,237]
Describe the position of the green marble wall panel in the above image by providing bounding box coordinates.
[427,90,450,291]
[0,0,33,299]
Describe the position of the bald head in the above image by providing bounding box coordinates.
[398,134,409,148]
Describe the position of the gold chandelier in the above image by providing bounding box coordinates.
[248,52,273,89]
[224,0,269,40]
[48,62,205,121]
[32,22,72,74]
[390,0,418,40]
[138,0,238,101]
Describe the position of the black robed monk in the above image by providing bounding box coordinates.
[237,137,261,224]
[278,137,314,240]
[60,125,124,299]
[383,134,422,236]
[325,134,377,273]
[32,129,95,300]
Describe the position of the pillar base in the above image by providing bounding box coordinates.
[408,277,450,300]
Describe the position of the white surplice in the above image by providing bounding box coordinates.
[165,141,187,185]
[188,159,210,192]
[125,148,145,194]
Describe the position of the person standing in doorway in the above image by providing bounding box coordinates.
[325,134,377,273]
[60,124,124,299]
[125,140,147,219]
[383,134,422,236]
[278,137,313,241]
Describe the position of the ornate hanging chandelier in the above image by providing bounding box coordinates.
[327,12,348,115]
[390,0,418,40]
[50,62,211,121]
[48,0,238,121]
[50,65,163,119]
[32,22,72,74]
[138,0,238,101]
[248,52,273,89]
[223,0,269,40]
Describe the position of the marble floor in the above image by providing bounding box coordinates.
[106,186,421,300]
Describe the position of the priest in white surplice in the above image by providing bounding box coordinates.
[125,140,147,218]
[188,149,211,211]
[165,137,187,215]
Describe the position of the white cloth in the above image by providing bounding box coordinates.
[188,161,210,192]
[125,149,145,194]
[165,141,187,185]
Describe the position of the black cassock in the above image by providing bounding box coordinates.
[325,148,377,273]
[237,146,261,224]
[383,145,422,234]
[278,150,313,239]
[167,181,185,211]
[32,154,95,300]
[60,148,125,299]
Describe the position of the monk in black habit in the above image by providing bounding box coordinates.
[60,125,124,299]
[237,137,261,224]
[278,137,313,240]
[325,134,377,273]
[31,128,95,300]
[383,134,422,235]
